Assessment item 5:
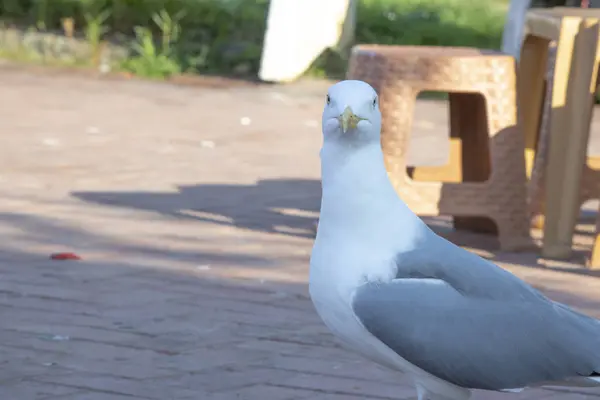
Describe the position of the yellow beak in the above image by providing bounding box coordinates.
[338,106,365,133]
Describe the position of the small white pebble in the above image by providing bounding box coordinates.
[269,92,292,105]
[200,140,215,149]
[22,180,42,188]
[304,120,319,128]
[270,92,285,100]
[240,117,251,126]
[99,63,111,74]
[86,126,100,135]
[157,145,175,153]
[196,265,211,271]
[42,138,60,147]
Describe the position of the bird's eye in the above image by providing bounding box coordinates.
[372,97,378,108]
[326,95,331,105]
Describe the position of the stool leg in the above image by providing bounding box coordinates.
[589,209,600,269]
[527,44,557,227]
[519,34,550,178]
[449,92,497,234]
[543,19,599,259]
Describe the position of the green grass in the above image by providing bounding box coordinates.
[310,0,510,78]
[358,0,508,47]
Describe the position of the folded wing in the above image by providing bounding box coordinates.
[352,278,600,390]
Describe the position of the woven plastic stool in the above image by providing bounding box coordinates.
[347,45,533,251]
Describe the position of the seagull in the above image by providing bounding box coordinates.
[309,79,600,400]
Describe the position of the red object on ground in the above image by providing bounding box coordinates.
[50,252,82,261]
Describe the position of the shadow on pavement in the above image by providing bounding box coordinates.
[72,179,322,239]
[71,178,600,279]
[0,211,279,270]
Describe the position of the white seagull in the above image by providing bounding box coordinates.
[309,79,600,400]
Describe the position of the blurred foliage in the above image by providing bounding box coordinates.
[0,0,530,80]
[357,0,507,48]
[0,0,269,78]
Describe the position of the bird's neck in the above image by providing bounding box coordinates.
[319,142,416,228]
[320,141,389,191]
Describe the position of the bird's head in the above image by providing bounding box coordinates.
[321,80,381,145]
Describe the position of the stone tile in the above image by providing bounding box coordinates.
[0,381,78,399]
[207,384,314,400]
[152,347,270,374]
[33,372,201,399]
[0,357,72,383]
[540,387,600,398]
[158,367,292,394]
[279,373,415,399]
[302,394,379,400]
[251,354,401,384]
[42,392,152,400]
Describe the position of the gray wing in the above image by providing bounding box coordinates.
[352,278,600,391]
[393,233,546,302]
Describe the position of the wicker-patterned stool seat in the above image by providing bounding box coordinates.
[347,45,533,251]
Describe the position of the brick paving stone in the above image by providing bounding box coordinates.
[158,367,293,394]
[207,384,315,400]
[543,387,600,397]
[32,372,202,399]
[2,67,600,400]
[251,354,401,384]
[470,389,556,400]
[302,394,380,400]
[153,347,271,374]
[278,373,415,399]
[0,357,72,384]
[530,393,600,400]
[42,392,153,400]
[0,381,79,399]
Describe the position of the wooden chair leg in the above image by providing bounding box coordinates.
[543,19,600,259]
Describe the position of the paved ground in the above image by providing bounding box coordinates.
[3,66,600,400]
